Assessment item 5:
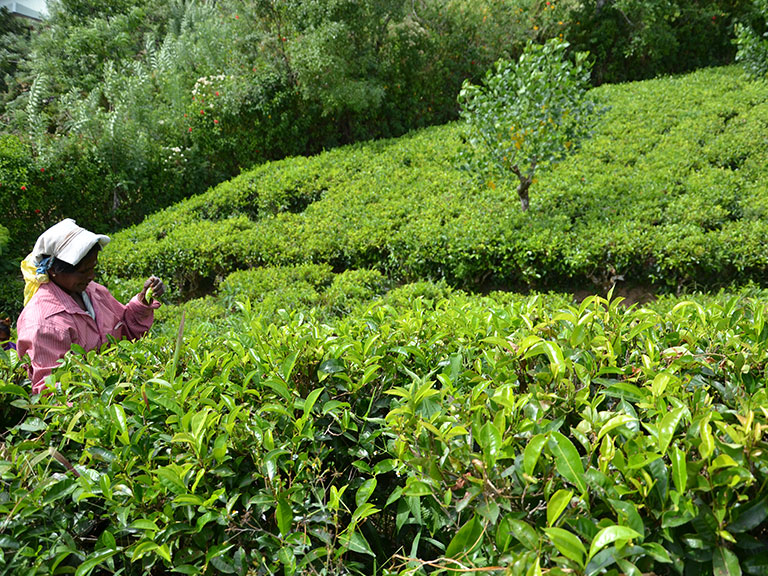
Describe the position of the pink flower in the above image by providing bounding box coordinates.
[35,209,41,214]
[40,167,45,172]
[215,91,220,96]
[200,110,205,115]
[235,14,239,19]
[214,119,219,124]
[20,185,26,190]
[188,127,193,132]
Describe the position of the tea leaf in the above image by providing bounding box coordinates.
[547,489,573,527]
[276,497,292,537]
[597,414,637,442]
[524,433,548,477]
[543,527,586,566]
[74,549,121,576]
[549,431,587,493]
[339,529,375,557]
[356,478,377,507]
[588,525,641,561]
[713,546,742,576]
[658,407,685,455]
[446,515,483,559]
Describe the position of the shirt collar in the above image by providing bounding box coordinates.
[38,281,96,319]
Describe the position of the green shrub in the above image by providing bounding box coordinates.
[566,0,758,84]
[218,263,334,320]
[0,224,22,320]
[323,268,390,315]
[735,0,768,77]
[0,134,40,246]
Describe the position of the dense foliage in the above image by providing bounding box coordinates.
[0,7,30,102]
[87,66,768,321]
[563,0,759,84]
[736,0,768,77]
[1,0,529,251]
[3,4,768,574]
[3,284,768,574]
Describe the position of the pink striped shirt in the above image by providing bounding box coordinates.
[17,281,159,393]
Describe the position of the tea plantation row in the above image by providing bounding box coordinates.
[2,284,768,575]
[99,65,768,304]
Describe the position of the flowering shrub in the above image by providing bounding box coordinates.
[0,135,37,245]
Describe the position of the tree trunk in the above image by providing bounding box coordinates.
[518,180,530,211]
[512,163,535,212]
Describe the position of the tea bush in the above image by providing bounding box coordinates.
[3,288,768,574]
[157,265,391,332]
[100,65,768,301]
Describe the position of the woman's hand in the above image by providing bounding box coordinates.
[140,275,166,306]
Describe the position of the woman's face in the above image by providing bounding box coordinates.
[51,252,99,294]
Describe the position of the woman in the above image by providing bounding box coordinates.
[17,218,165,393]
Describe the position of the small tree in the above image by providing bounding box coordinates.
[458,38,601,211]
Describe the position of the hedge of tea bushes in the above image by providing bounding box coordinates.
[140,264,393,339]
[3,287,768,574]
[98,66,768,304]
[148,264,571,342]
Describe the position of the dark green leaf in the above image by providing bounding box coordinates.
[714,547,742,576]
[276,497,292,536]
[446,515,483,558]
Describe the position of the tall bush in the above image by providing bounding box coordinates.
[0,134,40,245]
[736,0,768,77]
[565,0,757,84]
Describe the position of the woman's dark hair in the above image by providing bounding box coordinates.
[49,243,101,275]
[0,317,10,340]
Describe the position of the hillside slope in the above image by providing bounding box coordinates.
[100,65,768,301]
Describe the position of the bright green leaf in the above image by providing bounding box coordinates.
[588,525,641,561]
[547,489,573,527]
